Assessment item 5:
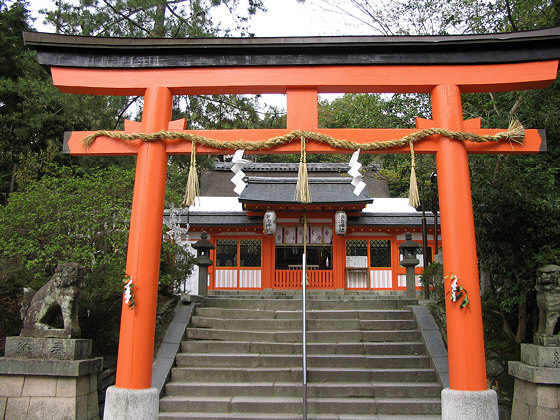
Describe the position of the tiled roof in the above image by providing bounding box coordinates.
[238,177,373,205]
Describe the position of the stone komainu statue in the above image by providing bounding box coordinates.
[535,264,560,346]
[20,262,85,338]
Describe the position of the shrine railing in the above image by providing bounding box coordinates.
[274,269,333,289]
[215,268,262,289]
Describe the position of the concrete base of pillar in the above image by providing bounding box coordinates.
[441,388,499,420]
[103,386,158,420]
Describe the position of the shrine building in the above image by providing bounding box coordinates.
[171,162,439,292]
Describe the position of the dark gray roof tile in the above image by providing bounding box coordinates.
[238,176,373,205]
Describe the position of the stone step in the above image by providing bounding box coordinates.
[186,328,422,343]
[190,316,418,331]
[170,367,438,383]
[159,395,441,415]
[180,340,427,356]
[160,294,442,419]
[160,414,441,420]
[174,353,431,369]
[203,298,417,311]
[194,307,415,320]
[164,381,442,399]
[207,290,415,299]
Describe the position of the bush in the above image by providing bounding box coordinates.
[420,262,444,301]
[0,166,192,355]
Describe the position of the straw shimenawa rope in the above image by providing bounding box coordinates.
[81,120,525,151]
[82,120,525,206]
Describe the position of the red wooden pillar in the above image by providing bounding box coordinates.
[261,234,275,289]
[332,232,346,289]
[115,86,172,389]
[432,84,487,391]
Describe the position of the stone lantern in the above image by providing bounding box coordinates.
[399,232,422,298]
[192,231,215,297]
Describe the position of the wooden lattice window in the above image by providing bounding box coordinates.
[370,240,391,268]
[216,239,237,267]
[240,239,261,267]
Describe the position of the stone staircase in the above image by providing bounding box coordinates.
[159,291,443,419]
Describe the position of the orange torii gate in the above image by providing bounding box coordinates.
[24,29,560,419]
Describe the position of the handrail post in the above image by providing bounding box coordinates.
[302,211,308,420]
[302,252,307,420]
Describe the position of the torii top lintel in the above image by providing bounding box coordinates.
[24,29,560,156]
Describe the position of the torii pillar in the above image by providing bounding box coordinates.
[23,29,560,420]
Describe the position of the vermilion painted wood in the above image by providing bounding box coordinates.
[115,86,172,390]
[50,61,558,95]
[286,88,319,129]
[65,128,546,156]
[432,84,487,391]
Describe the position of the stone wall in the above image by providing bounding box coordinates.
[1,373,99,420]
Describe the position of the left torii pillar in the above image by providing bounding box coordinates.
[105,86,172,419]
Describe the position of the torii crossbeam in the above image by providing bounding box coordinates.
[24,29,560,420]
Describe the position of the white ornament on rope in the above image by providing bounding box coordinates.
[347,149,366,196]
[123,278,133,305]
[231,149,250,195]
[450,275,459,302]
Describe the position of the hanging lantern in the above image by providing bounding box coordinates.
[263,210,277,235]
[335,210,347,236]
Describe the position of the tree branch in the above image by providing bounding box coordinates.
[98,0,150,36]
[504,0,518,31]
[509,93,523,116]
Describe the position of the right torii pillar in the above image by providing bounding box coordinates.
[429,84,496,418]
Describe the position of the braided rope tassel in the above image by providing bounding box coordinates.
[295,137,311,203]
[182,141,199,207]
[408,140,420,208]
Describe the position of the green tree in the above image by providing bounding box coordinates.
[312,0,559,35]
[41,0,265,37]
[0,165,193,353]
[0,1,131,197]
[465,80,560,342]
[313,0,560,344]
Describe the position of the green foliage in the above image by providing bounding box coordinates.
[0,166,134,286]
[0,166,193,353]
[0,1,131,196]
[463,74,560,338]
[420,262,445,301]
[183,95,283,130]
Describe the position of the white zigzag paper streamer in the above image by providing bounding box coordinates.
[231,149,250,195]
[123,278,133,304]
[348,149,366,196]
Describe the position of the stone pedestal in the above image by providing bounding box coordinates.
[509,343,560,420]
[441,388,499,420]
[0,337,102,420]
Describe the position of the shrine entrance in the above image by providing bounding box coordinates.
[24,28,560,419]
